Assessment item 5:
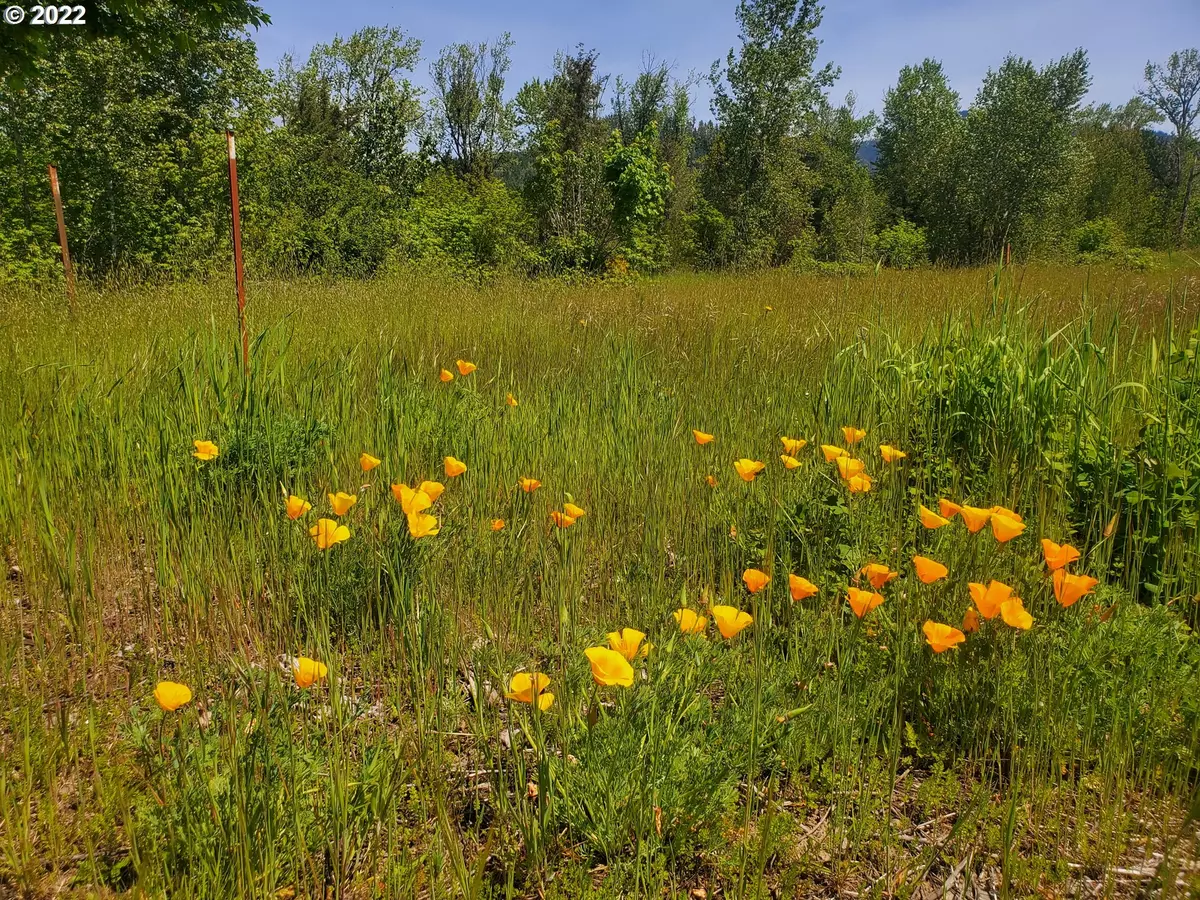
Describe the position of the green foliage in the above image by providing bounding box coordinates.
[603,124,672,272]
[874,219,928,269]
[1073,216,1126,257]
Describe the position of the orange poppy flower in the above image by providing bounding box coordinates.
[991,505,1023,522]
[293,657,328,688]
[444,456,467,477]
[506,672,554,710]
[674,608,708,635]
[286,495,312,520]
[990,513,1026,543]
[968,580,1012,619]
[154,681,192,711]
[780,454,801,469]
[585,647,635,687]
[1041,539,1081,572]
[836,456,865,480]
[918,504,951,529]
[1000,596,1033,630]
[846,473,873,493]
[912,555,949,584]
[439,368,454,382]
[938,499,962,519]
[506,392,518,407]
[880,445,907,463]
[711,605,753,639]
[407,511,439,538]
[693,429,714,445]
[781,437,807,456]
[923,621,966,653]
[860,563,898,589]
[310,518,351,549]
[564,502,586,519]
[550,510,577,528]
[705,474,718,487]
[419,480,445,502]
[958,505,992,533]
[192,439,219,461]
[847,587,884,618]
[821,444,849,462]
[393,484,432,515]
[1052,570,1099,608]
[360,453,381,472]
[742,568,770,593]
[328,492,357,516]
[519,477,541,493]
[607,627,652,661]
[962,607,981,633]
[456,359,477,376]
[842,426,866,444]
[734,458,766,482]
[490,518,505,531]
[788,574,818,601]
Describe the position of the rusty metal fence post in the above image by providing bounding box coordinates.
[47,165,76,310]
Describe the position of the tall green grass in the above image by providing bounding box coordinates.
[0,265,1198,898]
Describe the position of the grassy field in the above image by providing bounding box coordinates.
[1,264,1200,899]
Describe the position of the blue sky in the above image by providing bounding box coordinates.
[251,0,1198,122]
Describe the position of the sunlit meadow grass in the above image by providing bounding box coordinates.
[1,264,1199,898]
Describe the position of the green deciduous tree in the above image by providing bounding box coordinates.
[430,34,517,178]
[604,123,673,272]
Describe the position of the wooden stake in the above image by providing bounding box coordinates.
[226,130,249,377]
[47,165,76,309]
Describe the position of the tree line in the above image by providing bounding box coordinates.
[1,0,1197,284]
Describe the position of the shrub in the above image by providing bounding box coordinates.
[1072,217,1125,259]
[874,219,928,269]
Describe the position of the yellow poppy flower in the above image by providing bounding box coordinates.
[879,444,907,463]
[293,657,328,688]
[505,672,554,710]
[962,607,981,633]
[968,580,1012,620]
[842,426,866,444]
[360,453,381,472]
[506,392,518,407]
[1052,570,1099,608]
[788,574,818,601]
[564,502,586,519]
[286,495,312,520]
[958,505,992,533]
[1000,596,1033,630]
[780,454,801,469]
[991,505,1023,522]
[742,568,770,594]
[711,605,753,639]
[585,647,635,687]
[550,510,576,528]
[439,368,454,382]
[990,513,1025,543]
[836,456,865,480]
[418,480,445,502]
[923,621,966,653]
[154,681,192,711]
[392,484,431,515]
[781,436,807,456]
[674,608,709,634]
[912,555,949,584]
[705,474,718,487]
[918,504,951,529]
[328,492,357,516]
[456,359,477,376]
[310,518,351,549]
[821,444,849,462]
[860,563,898,589]
[608,627,652,661]
[407,512,440,538]
[847,587,884,618]
[491,518,506,531]
[846,473,873,493]
[939,499,962,519]
[192,439,219,461]
[734,458,766,482]
[519,477,541,493]
[1041,539,1081,572]
[693,429,715,445]
[444,456,467,477]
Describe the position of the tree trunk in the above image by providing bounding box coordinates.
[1177,151,1196,244]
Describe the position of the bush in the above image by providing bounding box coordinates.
[874,219,928,268]
[1120,246,1155,271]
[1072,217,1125,259]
